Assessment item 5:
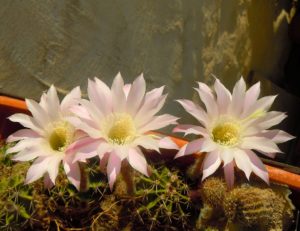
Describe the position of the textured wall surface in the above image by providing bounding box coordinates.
[0,1,299,162]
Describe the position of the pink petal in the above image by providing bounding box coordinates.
[138,114,178,133]
[245,150,269,184]
[243,82,260,112]
[174,138,204,158]
[107,152,122,190]
[158,137,179,150]
[60,86,81,113]
[173,124,208,136]
[67,117,100,139]
[230,77,246,116]
[199,138,217,153]
[202,151,221,180]
[259,129,295,143]
[45,85,61,121]
[257,112,287,130]
[135,86,165,122]
[242,95,277,118]
[133,135,160,152]
[111,72,126,113]
[219,148,233,166]
[233,149,252,180]
[123,84,131,98]
[99,152,110,173]
[7,129,40,142]
[241,136,282,153]
[80,99,104,122]
[6,138,43,154]
[26,99,50,127]
[128,148,149,176]
[176,99,209,126]
[67,137,100,154]
[8,114,45,135]
[135,94,167,127]
[126,74,146,115]
[214,78,232,114]
[195,83,218,116]
[223,161,235,188]
[11,148,41,161]
[47,155,63,184]
[63,154,81,190]
[43,173,54,189]
[25,156,50,184]
[88,78,112,116]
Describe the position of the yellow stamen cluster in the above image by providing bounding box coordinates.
[49,122,74,152]
[107,113,136,145]
[212,122,240,146]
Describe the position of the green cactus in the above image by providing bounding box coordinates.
[132,165,195,230]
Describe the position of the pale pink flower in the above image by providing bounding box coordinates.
[69,73,178,189]
[6,86,83,189]
[174,77,294,186]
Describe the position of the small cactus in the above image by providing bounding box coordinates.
[198,177,294,231]
[133,166,194,230]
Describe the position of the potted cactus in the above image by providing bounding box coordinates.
[0,74,299,230]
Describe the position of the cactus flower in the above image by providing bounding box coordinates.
[69,73,178,189]
[174,77,294,186]
[7,86,83,189]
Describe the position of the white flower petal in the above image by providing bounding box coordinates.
[26,99,50,127]
[214,78,232,113]
[111,72,126,112]
[11,148,42,161]
[176,99,209,126]
[259,129,295,143]
[199,138,217,153]
[7,129,40,142]
[202,151,221,180]
[25,156,50,184]
[174,138,204,158]
[128,148,148,176]
[243,82,260,111]
[126,73,146,115]
[223,161,235,188]
[7,138,43,154]
[173,124,208,136]
[91,77,113,115]
[60,86,81,113]
[233,149,252,180]
[107,152,122,190]
[63,154,81,190]
[195,82,218,116]
[158,137,179,150]
[220,148,234,166]
[257,112,287,130]
[8,114,45,135]
[48,155,63,184]
[138,114,178,134]
[245,150,269,184]
[230,77,246,116]
[133,135,160,152]
[241,136,282,153]
[45,85,61,121]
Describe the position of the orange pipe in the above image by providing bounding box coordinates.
[0,96,27,111]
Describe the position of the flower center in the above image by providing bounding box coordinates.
[212,122,240,146]
[107,113,136,145]
[49,122,74,152]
